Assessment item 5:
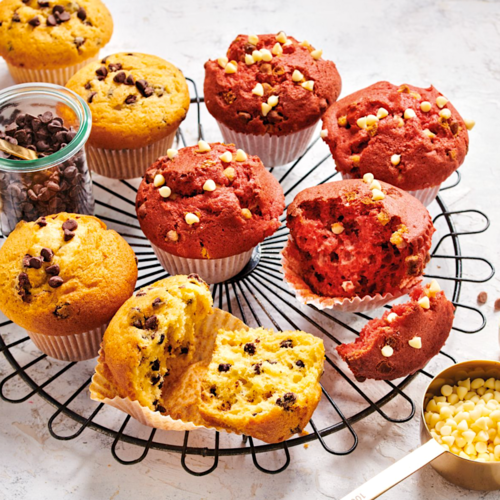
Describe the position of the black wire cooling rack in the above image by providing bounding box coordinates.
[0,78,496,476]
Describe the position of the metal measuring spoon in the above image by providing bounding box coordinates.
[342,360,500,499]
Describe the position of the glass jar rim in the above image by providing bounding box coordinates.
[0,83,92,173]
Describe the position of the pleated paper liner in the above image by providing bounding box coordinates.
[340,173,441,207]
[151,243,255,284]
[218,121,318,168]
[27,323,107,362]
[89,308,248,432]
[281,239,420,313]
[6,56,98,86]
[86,129,177,179]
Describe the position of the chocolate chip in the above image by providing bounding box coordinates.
[46,264,60,276]
[150,359,160,371]
[155,405,166,413]
[259,63,272,74]
[36,217,47,227]
[244,343,256,355]
[267,110,284,124]
[74,37,85,48]
[477,291,487,304]
[136,290,146,297]
[187,273,203,283]
[296,360,305,368]
[95,66,108,80]
[237,111,252,123]
[113,71,126,83]
[124,74,135,86]
[40,247,54,262]
[46,14,56,26]
[22,0,30,3]
[12,13,20,22]
[144,315,158,330]
[376,360,393,374]
[180,347,189,355]
[495,299,500,311]
[38,0,49,6]
[209,386,217,396]
[28,256,43,269]
[280,339,293,349]
[18,272,31,289]
[124,95,137,105]
[276,392,296,410]
[158,334,165,345]
[63,229,75,241]
[151,375,161,385]
[62,218,77,231]
[28,16,40,27]
[22,254,32,267]
[40,111,53,124]
[132,319,143,329]
[52,4,64,14]
[56,10,70,22]
[84,82,91,90]
[253,363,262,375]
[108,63,122,72]
[87,92,97,103]
[48,276,63,288]
[218,363,231,372]
[77,6,86,20]
[136,79,152,97]
[152,298,162,308]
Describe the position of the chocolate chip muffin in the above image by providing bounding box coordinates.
[136,142,285,283]
[0,0,113,85]
[204,32,342,167]
[0,213,137,360]
[337,281,455,380]
[66,52,190,178]
[321,81,471,205]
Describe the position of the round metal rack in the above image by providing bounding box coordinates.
[0,78,495,476]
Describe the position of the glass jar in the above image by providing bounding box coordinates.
[0,83,94,236]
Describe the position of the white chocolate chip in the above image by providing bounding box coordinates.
[203,179,216,192]
[436,96,448,108]
[167,148,178,159]
[241,208,252,219]
[261,102,272,116]
[283,39,293,46]
[268,95,279,107]
[311,49,323,60]
[225,62,237,74]
[418,296,430,309]
[154,174,165,187]
[292,69,304,82]
[159,186,172,198]
[369,179,382,191]
[427,279,441,297]
[331,222,344,234]
[362,173,374,184]
[320,129,328,139]
[248,34,259,45]
[167,230,178,242]
[372,189,385,201]
[301,80,314,91]
[365,114,379,126]
[220,151,233,163]
[276,31,287,44]
[357,116,367,129]
[409,336,422,349]
[404,108,416,119]
[245,54,255,65]
[439,108,452,120]
[252,50,263,62]
[197,140,211,153]
[260,49,272,62]
[421,101,432,112]
[252,83,264,96]
[391,154,401,166]
[272,43,283,56]
[185,213,200,225]
[341,280,353,292]
[386,312,398,323]
[381,345,394,357]
[223,167,236,181]
[423,128,436,138]
[300,40,311,47]
[377,107,389,119]
[235,149,247,162]
[464,119,475,131]
[217,56,228,69]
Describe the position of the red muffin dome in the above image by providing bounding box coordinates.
[136,142,285,259]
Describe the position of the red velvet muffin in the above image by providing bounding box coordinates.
[204,32,342,167]
[321,82,471,205]
[136,142,285,283]
[337,281,455,380]
[283,177,434,311]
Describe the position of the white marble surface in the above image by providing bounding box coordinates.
[1,0,500,499]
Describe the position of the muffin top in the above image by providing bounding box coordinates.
[337,282,455,380]
[204,32,342,136]
[66,52,190,149]
[321,81,469,191]
[136,142,285,259]
[286,178,434,298]
[0,0,113,69]
[0,213,137,335]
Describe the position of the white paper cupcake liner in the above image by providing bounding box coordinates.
[281,238,419,312]
[27,323,107,362]
[340,173,441,207]
[6,56,98,86]
[151,243,255,284]
[90,308,248,432]
[218,121,317,168]
[86,130,177,179]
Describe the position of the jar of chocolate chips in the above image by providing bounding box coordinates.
[0,83,94,235]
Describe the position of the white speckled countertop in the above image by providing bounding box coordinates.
[1,1,500,499]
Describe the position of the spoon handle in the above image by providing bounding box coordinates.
[340,438,446,500]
